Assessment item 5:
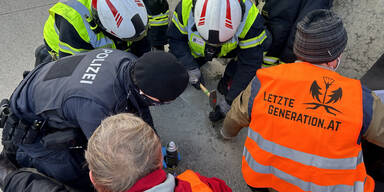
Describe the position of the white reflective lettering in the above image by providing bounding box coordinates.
[80,49,111,84]
[96,53,108,59]
[80,80,93,84]
[86,66,99,74]
[82,73,96,80]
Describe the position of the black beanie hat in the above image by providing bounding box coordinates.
[293,9,348,64]
[132,51,189,102]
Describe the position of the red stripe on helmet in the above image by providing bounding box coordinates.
[117,16,123,27]
[105,0,118,17]
[200,0,209,19]
[115,13,120,21]
[226,0,231,21]
[225,0,233,29]
[135,0,144,7]
[92,0,97,9]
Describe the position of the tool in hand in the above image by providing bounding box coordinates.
[199,83,217,108]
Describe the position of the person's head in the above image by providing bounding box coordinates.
[91,0,148,42]
[293,9,348,70]
[130,51,189,106]
[194,0,244,46]
[85,113,162,192]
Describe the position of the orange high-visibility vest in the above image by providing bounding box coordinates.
[242,62,374,192]
[177,170,213,192]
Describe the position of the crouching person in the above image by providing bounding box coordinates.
[1,113,232,192]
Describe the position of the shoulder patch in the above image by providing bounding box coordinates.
[43,55,85,81]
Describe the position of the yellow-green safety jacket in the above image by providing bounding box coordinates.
[43,0,151,59]
[171,0,267,58]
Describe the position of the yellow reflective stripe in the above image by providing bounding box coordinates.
[149,10,169,26]
[239,30,266,49]
[149,17,169,26]
[58,41,89,55]
[172,12,187,34]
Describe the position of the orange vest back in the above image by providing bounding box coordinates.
[177,170,213,192]
[242,62,374,192]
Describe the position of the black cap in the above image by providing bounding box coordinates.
[133,51,189,102]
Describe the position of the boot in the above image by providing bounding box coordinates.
[34,44,52,67]
[0,151,17,189]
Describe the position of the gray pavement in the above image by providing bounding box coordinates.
[0,0,383,191]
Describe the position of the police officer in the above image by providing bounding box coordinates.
[1,49,188,191]
[36,0,152,66]
[168,0,270,122]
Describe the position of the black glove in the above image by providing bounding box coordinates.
[209,99,231,122]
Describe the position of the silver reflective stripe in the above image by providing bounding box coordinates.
[172,13,187,34]
[239,31,267,47]
[62,0,113,48]
[244,147,365,192]
[150,19,169,25]
[59,43,82,54]
[235,0,252,37]
[248,128,363,170]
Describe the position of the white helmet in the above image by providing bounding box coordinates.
[91,0,148,41]
[194,0,243,45]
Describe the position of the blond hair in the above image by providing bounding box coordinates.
[85,113,162,192]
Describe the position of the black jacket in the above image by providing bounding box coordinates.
[10,49,153,139]
[262,0,333,63]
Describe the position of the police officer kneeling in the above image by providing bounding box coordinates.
[0,48,188,191]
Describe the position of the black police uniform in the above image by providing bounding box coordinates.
[5,48,153,190]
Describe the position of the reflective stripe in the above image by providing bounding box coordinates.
[172,12,187,34]
[247,128,364,170]
[59,42,89,55]
[239,30,267,49]
[243,147,365,192]
[149,11,169,26]
[61,0,113,48]
[263,56,279,64]
[149,18,169,26]
[239,0,258,39]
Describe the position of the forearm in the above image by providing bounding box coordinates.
[225,47,262,104]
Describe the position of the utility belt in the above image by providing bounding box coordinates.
[0,99,85,150]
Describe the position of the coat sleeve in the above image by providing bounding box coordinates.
[225,12,266,104]
[143,0,169,47]
[167,2,199,70]
[222,77,256,138]
[362,87,384,148]
[55,15,94,58]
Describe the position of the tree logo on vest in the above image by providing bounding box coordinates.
[304,76,343,116]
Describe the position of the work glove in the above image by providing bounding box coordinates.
[209,99,231,122]
[187,68,204,90]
